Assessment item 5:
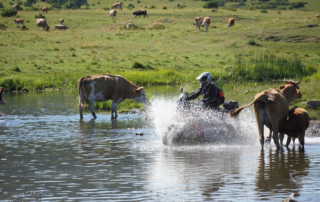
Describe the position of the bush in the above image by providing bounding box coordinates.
[162,6,167,9]
[0,23,7,30]
[35,13,45,19]
[12,67,21,72]
[150,5,156,9]
[0,2,4,8]
[227,7,237,11]
[24,7,40,11]
[203,1,218,9]
[261,9,268,13]
[289,2,305,9]
[127,3,135,9]
[248,38,257,46]
[1,8,17,17]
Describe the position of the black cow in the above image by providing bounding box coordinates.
[132,10,148,18]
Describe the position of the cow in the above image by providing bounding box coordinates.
[12,4,20,10]
[229,79,302,149]
[132,10,148,18]
[109,10,117,18]
[13,19,24,27]
[0,87,5,105]
[195,17,210,32]
[77,74,148,119]
[316,14,320,20]
[266,106,309,149]
[153,23,162,27]
[59,19,64,25]
[20,25,27,31]
[228,17,235,28]
[36,18,50,31]
[55,24,69,30]
[126,22,133,29]
[41,7,48,13]
[111,3,122,10]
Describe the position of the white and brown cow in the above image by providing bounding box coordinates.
[0,87,5,105]
[109,10,117,18]
[229,79,302,149]
[12,4,20,10]
[78,74,148,119]
[55,24,69,30]
[13,19,24,27]
[41,7,48,13]
[195,17,210,32]
[111,2,122,10]
[59,19,64,25]
[36,18,50,31]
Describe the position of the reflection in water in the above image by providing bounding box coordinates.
[255,147,310,194]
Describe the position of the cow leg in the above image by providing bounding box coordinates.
[279,133,284,146]
[206,26,208,32]
[265,129,272,142]
[298,131,305,148]
[78,96,84,120]
[254,104,265,148]
[286,135,291,147]
[89,100,97,119]
[111,101,118,119]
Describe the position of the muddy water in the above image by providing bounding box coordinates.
[0,87,320,201]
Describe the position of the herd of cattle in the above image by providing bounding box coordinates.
[0,75,310,149]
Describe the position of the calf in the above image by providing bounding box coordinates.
[111,2,122,10]
[55,24,69,30]
[20,25,27,31]
[195,17,210,32]
[0,87,5,105]
[109,10,117,18]
[59,19,64,25]
[132,10,148,18]
[13,19,24,27]
[41,7,48,13]
[36,18,50,31]
[78,74,148,119]
[228,17,235,28]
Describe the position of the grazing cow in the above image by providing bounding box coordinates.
[77,74,148,119]
[266,107,309,148]
[20,25,27,31]
[13,19,24,27]
[109,10,117,18]
[316,14,320,20]
[132,10,148,18]
[111,2,122,10]
[195,17,210,32]
[0,87,5,105]
[12,4,20,10]
[55,24,69,30]
[36,18,50,31]
[229,79,302,149]
[41,7,48,13]
[59,19,64,25]
[228,17,235,28]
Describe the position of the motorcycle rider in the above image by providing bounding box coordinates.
[184,72,224,110]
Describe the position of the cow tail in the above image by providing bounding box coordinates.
[229,100,255,118]
[78,77,86,109]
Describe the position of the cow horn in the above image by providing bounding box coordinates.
[284,77,288,84]
[294,78,302,85]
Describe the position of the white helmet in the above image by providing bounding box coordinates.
[196,72,212,84]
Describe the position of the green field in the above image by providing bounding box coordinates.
[0,0,320,116]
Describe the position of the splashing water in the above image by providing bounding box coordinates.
[146,97,261,146]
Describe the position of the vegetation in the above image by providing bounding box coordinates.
[0,8,17,17]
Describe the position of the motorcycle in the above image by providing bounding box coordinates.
[162,87,239,145]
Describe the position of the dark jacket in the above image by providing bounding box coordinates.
[186,83,223,109]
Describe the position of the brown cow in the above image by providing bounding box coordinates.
[228,17,235,28]
[59,19,64,25]
[0,87,5,105]
[20,25,27,31]
[77,74,148,119]
[195,17,210,32]
[55,24,69,30]
[36,18,50,31]
[41,7,48,13]
[229,79,302,149]
[13,19,24,27]
[267,106,309,148]
[111,2,122,10]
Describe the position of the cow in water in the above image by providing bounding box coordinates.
[13,19,24,27]
[109,10,117,18]
[77,74,148,119]
[0,87,5,105]
[111,2,122,10]
[132,10,148,18]
[195,17,210,32]
[229,79,302,149]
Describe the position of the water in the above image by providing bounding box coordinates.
[0,87,320,201]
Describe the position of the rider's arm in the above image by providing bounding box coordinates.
[202,85,218,103]
[186,88,202,101]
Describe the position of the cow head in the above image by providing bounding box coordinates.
[280,78,302,102]
[0,87,6,105]
[132,87,148,103]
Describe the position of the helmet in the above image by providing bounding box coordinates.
[196,72,212,85]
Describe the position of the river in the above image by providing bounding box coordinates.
[0,87,320,201]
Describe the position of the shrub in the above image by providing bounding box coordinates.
[1,8,17,17]
[289,2,305,9]
[248,38,257,46]
[35,13,45,19]
[127,3,135,9]
[203,1,218,9]
[261,9,268,13]
[133,62,145,69]
[150,5,156,9]
[12,67,21,72]
[25,7,40,11]
[162,6,167,9]
[227,7,237,11]
[137,0,140,3]
[0,2,4,8]
[0,23,6,30]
